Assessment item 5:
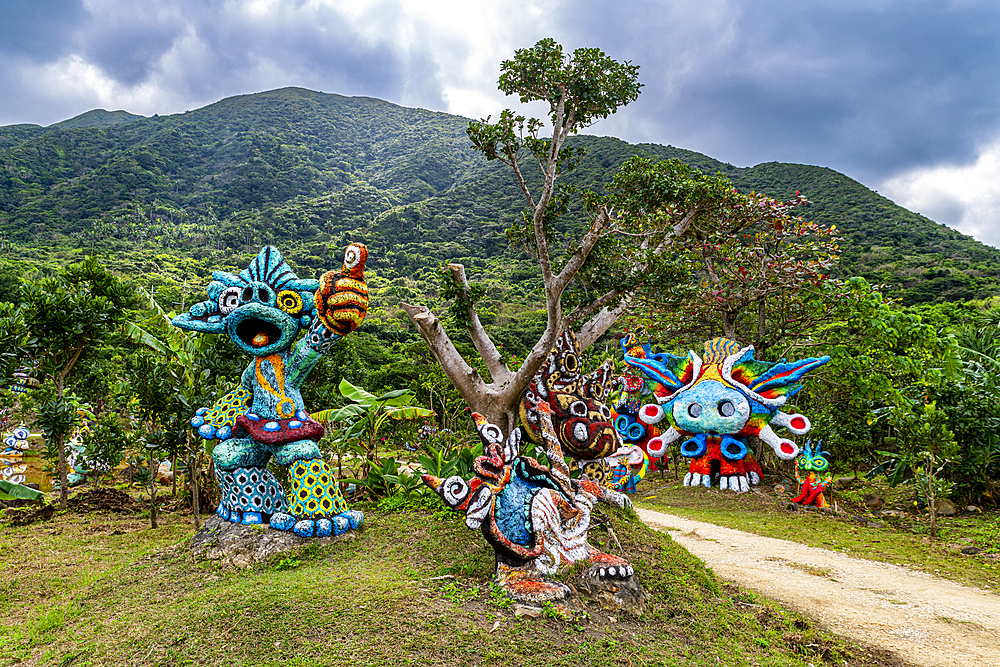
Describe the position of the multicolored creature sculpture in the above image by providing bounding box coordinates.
[423,404,635,604]
[609,371,671,472]
[173,244,369,538]
[2,427,30,456]
[621,334,829,493]
[791,440,832,508]
[577,444,650,494]
[6,373,39,395]
[518,330,618,462]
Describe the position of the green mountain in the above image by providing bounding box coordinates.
[1,86,997,305]
[50,108,145,130]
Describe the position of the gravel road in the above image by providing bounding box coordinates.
[637,507,1000,667]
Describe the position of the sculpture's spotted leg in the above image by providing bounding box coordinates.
[214,466,287,524]
[494,563,570,604]
[212,437,286,524]
[269,442,363,537]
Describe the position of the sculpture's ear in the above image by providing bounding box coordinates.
[580,359,614,402]
[739,355,831,401]
[623,348,698,400]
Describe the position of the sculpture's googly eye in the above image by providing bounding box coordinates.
[570,401,588,417]
[812,457,828,471]
[718,400,735,417]
[481,424,502,443]
[688,403,703,418]
[277,290,303,316]
[343,245,362,269]
[219,287,242,315]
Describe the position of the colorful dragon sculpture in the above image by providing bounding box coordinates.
[423,403,635,604]
[517,329,659,494]
[173,244,368,538]
[791,440,833,508]
[620,334,829,492]
[518,329,618,462]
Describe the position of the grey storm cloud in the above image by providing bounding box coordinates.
[6,0,999,186]
[0,0,447,126]
[0,0,88,59]
[559,0,1000,186]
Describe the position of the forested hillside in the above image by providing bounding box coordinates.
[2,86,999,306]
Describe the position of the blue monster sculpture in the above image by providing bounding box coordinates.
[173,244,369,537]
[621,334,830,493]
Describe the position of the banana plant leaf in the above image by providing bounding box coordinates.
[339,379,414,407]
[384,406,435,420]
[312,404,368,423]
[0,479,44,501]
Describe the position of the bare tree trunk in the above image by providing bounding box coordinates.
[190,450,200,530]
[148,452,158,529]
[53,368,77,510]
[722,312,737,340]
[56,432,68,509]
[756,300,767,350]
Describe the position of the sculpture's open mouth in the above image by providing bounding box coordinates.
[236,318,282,349]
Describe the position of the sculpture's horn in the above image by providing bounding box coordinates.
[421,474,444,493]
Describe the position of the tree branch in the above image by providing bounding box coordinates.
[58,344,85,388]
[552,209,611,294]
[508,153,536,212]
[673,207,700,237]
[564,288,623,329]
[504,325,560,406]
[575,295,632,351]
[533,86,572,287]
[400,303,488,399]
[447,264,512,385]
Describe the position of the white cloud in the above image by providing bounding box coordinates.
[881,136,1000,249]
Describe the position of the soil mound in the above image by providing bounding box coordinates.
[68,487,137,513]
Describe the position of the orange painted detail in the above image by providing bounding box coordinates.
[254,354,296,418]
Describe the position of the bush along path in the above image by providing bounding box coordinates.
[637,507,1000,667]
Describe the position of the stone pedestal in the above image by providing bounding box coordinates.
[190,515,358,568]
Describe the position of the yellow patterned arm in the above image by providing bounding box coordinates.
[190,387,252,440]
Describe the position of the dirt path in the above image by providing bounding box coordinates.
[636,508,1000,667]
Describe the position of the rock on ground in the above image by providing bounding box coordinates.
[190,515,357,568]
[572,567,648,616]
[935,498,958,516]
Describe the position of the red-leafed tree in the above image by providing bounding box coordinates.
[624,188,850,357]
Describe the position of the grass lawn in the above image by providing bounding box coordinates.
[635,471,1000,593]
[0,490,904,667]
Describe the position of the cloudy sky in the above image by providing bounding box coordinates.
[3,0,1000,246]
